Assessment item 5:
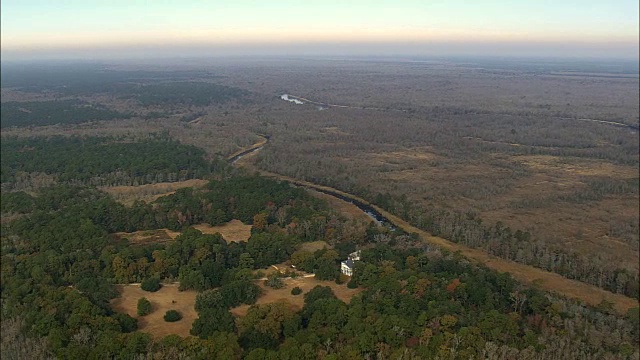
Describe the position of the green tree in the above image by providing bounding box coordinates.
[291,287,303,295]
[140,277,161,292]
[163,310,182,322]
[191,308,236,338]
[264,274,285,289]
[137,297,152,316]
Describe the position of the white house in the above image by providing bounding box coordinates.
[340,250,361,276]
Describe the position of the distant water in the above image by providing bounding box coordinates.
[280,94,304,104]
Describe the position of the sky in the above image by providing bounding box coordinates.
[2,0,639,60]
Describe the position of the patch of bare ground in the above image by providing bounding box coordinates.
[114,229,180,245]
[230,277,362,317]
[192,220,253,242]
[369,148,440,163]
[113,220,252,244]
[321,126,351,136]
[0,214,25,225]
[100,179,209,206]
[514,155,639,178]
[297,240,332,253]
[110,283,197,339]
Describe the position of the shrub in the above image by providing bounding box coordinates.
[114,313,138,332]
[291,287,303,295]
[137,297,152,316]
[335,273,348,285]
[264,274,285,289]
[141,277,162,292]
[164,310,182,322]
[347,280,358,289]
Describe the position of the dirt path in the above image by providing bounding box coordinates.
[230,138,638,314]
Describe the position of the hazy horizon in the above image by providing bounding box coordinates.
[2,0,639,61]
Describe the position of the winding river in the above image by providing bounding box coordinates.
[228,135,394,228]
[280,93,638,131]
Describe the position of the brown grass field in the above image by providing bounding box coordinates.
[230,276,363,317]
[192,220,253,242]
[113,220,252,245]
[110,283,198,339]
[114,229,180,245]
[365,150,640,271]
[100,179,209,206]
[297,240,332,253]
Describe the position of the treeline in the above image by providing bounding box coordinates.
[0,135,215,186]
[0,63,213,92]
[0,100,131,128]
[134,82,248,106]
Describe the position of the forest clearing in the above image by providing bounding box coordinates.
[230,277,363,317]
[100,179,209,206]
[115,220,253,245]
[192,220,253,243]
[110,284,198,339]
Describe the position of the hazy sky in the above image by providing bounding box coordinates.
[2,0,638,59]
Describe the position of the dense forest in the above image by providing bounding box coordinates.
[1,66,247,110]
[0,135,217,188]
[0,64,214,92]
[0,100,131,128]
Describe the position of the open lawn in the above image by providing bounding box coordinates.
[230,277,362,317]
[110,283,197,339]
[297,240,332,253]
[113,219,252,245]
[192,220,253,242]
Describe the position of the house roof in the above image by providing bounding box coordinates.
[342,259,354,269]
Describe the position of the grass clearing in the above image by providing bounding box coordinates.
[114,229,180,245]
[230,276,362,317]
[514,155,638,178]
[101,179,209,206]
[110,283,197,339]
[113,219,252,245]
[298,240,332,253]
[192,219,253,242]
